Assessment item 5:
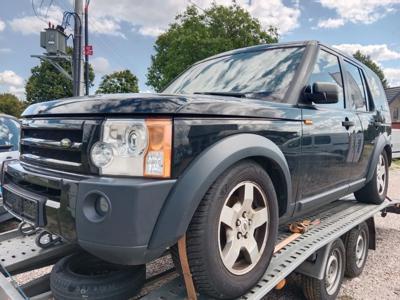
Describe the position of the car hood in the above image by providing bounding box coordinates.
[22,93,299,120]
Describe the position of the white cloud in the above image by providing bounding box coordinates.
[317,18,345,29]
[90,17,126,38]
[0,19,5,32]
[240,0,301,35]
[9,5,63,35]
[8,86,26,100]
[0,48,11,53]
[333,44,400,62]
[92,57,111,74]
[318,0,400,27]
[384,68,400,87]
[0,70,24,87]
[90,0,300,37]
[0,70,25,99]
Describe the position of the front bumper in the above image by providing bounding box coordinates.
[1,160,176,265]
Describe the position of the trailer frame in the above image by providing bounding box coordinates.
[0,198,399,300]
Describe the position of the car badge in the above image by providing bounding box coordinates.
[60,138,73,148]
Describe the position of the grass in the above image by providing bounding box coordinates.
[391,158,400,170]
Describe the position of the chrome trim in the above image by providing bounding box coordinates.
[21,154,82,168]
[21,137,82,151]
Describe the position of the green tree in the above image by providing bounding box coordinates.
[96,70,139,94]
[147,3,278,92]
[0,93,25,117]
[26,47,95,105]
[353,50,388,88]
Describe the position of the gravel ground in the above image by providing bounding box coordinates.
[3,161,400,299]
[265,162,400,300]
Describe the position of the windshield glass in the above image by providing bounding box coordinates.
[164,46,305,102]
[0,116,20,151]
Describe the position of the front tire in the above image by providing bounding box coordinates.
[181,160,279,299]
[355,151,388,204]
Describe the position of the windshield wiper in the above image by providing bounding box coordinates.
[193,92,247,98]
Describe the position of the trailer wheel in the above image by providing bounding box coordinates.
[301,239,345,300]
[175,160,279,299]
[50,252,145,300]
[344,222,369,278]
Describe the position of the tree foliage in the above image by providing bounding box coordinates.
[26,47,95,105]
[96,70,139,94]
[147,3,279,92]
[353,50,388,88]
[0,93,25,117]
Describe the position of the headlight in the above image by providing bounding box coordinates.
[91,142,114,167]
[90,119,172,177]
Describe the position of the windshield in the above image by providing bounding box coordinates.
[164,46,305,102]
[0,116,20,152]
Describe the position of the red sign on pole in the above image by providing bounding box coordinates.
[84,45,93,56]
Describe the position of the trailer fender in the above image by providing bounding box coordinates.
[295,241,335,280]
[149,133,292,250]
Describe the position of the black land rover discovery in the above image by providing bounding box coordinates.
[1,41,392,299]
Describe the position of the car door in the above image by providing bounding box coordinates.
[341,61,384,183]
[298,49,357,209]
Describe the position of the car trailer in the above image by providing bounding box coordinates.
[0,198,399,300]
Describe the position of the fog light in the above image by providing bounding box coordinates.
[95,196,110,216]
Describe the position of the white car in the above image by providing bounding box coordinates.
[0,114,20,222]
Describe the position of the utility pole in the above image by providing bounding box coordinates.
[72,0,83,96]
[84,2,90,95]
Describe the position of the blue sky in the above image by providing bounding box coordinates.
[1,0,400,99]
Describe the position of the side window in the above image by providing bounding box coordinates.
[307,50,344,109]
[365,69,390,112]
[343,61,368,111]
[0,117,20,151]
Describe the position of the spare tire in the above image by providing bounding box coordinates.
[50,252,145,300]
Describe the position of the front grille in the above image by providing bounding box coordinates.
[20,118,102,174]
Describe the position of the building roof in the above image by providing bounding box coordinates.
[385,86,400,104]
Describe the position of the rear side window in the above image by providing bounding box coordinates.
[307,50,344,109]
[343,61,368,111]
[365,69,390,112]
[0,117,20,151]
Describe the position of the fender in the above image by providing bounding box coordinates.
[149,133,292,250]
[366,133,391,183]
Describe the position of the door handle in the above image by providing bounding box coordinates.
[342,120,355,128]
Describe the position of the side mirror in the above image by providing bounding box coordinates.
[305,82,339,104]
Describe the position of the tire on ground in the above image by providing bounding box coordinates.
[50,252,145,300]
[344,222,369,278]
[174,159,279,299]
[355,151,389,204]
[301,239,346,300]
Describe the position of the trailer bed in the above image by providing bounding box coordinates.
[143,199,399,300]
[0,198,399,300]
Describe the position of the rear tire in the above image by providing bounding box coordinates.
[355,151,388,204]
[176,160,279,299]
[50,252,145,300]
[301,239,345,300]
[344,222,369,278]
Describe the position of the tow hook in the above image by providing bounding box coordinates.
[18,221,39,236]
[35,230,63,249]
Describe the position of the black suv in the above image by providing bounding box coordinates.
[1,41,392,299]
